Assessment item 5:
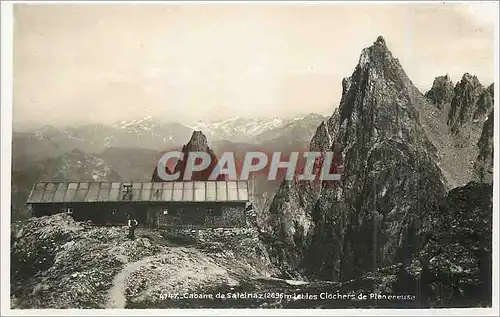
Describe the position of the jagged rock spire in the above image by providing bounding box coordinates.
[151,130,225,182]
[447,73,493,134]
[375,35,386,46]
[425,75,454,109]
[309,121,331,153]
[183,130,210,152]
[267,36,447,281]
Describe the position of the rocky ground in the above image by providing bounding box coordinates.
[12,192,491,310]
[11,214,162,308]
[10,213,279,309]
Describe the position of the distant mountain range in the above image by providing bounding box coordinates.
[11,149,122,220]
[188,113,326,144]
[12,113,326,160]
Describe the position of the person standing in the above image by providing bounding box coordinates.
[127,214,138,240]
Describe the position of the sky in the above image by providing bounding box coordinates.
[12,2,497,129]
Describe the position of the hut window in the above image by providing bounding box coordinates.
[122,184,133,200]
[163,208,168,215]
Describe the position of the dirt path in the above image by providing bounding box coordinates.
[104,245,265,309]
[106,254,165,309]
[255,276,310,286]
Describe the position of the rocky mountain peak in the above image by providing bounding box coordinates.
[184,130,209,152]
[487,83,494,95]
[338,36,432,149]
[357,36,389,64]
[151,130,225,182]
[356,35,403,73]
[425,75,455,109]
[475,83,494,119]
[447,73,492,134]
[267,36,447,280]
[309,121,331,153]
[375,35,386,46]
[461,72,479,84]
[475,109,494,183]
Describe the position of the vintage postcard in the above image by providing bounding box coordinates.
[1,1,498,315]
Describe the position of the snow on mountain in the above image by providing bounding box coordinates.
[15,118,193,156]
[251,113,328,145]
[187,117,284,142]
[188,114,324,142]
[13,113,328,162]
[111,115,158,132]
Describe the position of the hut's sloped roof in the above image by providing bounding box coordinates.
[27,181,249,204]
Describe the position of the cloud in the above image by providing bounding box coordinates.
[13,3,495,127]
[462,2,498,27]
